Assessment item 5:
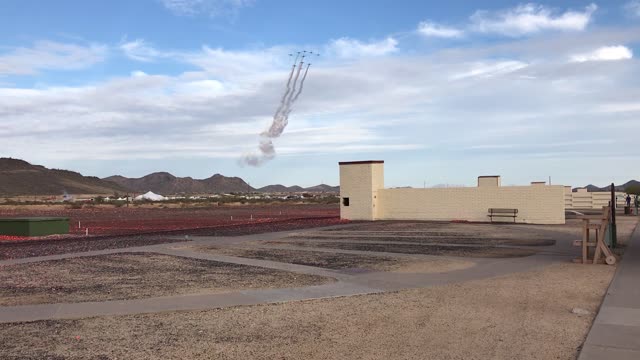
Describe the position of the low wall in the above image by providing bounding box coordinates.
[565,189,628,209]
[378,185,565,224]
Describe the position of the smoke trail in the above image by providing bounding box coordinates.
[280,56,305,115]
[284,63,310,117]
[273,53,299,119]
[240,51,314,167]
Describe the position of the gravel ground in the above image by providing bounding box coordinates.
[0,235,188,260]
[197,246,474,273]
[0,262,613,360]
[180,217,345,236]
[290,234,556,246]
[0,253,332,306]
[0,217,344,260]
[269,241,538,258]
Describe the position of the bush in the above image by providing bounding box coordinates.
[625,185,640,196]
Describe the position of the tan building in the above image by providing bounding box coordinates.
[339,160,565,224]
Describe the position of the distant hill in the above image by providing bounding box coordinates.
[0,157,338,196]
[573,180,640,192]
[104,172,254,194]
[0,158,128,196]
[258,184,305,193]
[303,184,340,193]
[257,184,339,193]
[105,172,340,195]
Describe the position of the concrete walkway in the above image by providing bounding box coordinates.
[579,225,640,360]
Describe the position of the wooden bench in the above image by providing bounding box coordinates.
[488,208,518,223]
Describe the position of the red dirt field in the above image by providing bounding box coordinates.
[0,204,340,242]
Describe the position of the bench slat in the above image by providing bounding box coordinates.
[487,208,518,223]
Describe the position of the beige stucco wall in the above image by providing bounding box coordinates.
[478,176,501,187]
[339,162,384,220]
[565,190,628,209]
[339,160,565,224]
[377,185,565,224]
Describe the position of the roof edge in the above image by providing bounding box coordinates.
[338,160,384,165]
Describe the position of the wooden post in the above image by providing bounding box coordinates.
[610,183,617,248]
[582,219,589,264]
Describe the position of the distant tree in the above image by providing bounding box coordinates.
[625,185,640,196]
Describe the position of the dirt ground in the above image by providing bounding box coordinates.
[0,262,614,360]
[269,240,538,258]
[0,235,189,260]
[0,217,344,260]
[0,253,332,306]
[197,246,474,273]
[0,203,340,238]
[290,234,556,246]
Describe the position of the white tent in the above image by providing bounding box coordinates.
[134,191,167,201]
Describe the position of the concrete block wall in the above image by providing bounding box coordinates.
[378,185,565,224]
[564,187,628,209]
[339,160,565,224]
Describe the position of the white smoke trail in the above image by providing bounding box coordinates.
[273,53,299,119]
[240,52,314,167]
[283,56,305,110]
[284,63,310,117]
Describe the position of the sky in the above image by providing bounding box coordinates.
[1,0,639,188]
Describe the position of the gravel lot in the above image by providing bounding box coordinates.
[197,246,474,273]
[0,217,344,260]
[0,235,188,260]
[0,253,332,306]
[268,240,539,258]
[0,262,613,360]
[289,234,556,246]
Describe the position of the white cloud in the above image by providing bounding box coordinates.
[470,3,597,36]
[570,45,633,62]
[1,29,639,186]
[0,41,107,75]
[184,45,285,81]
[159,0,253,17]
[120,39,162,62]
[450,60,528,80]
[327,37,398,58]
[625,1,640,18]
[417,21,464,38]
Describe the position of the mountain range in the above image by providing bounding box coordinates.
[0,158,128,196]
[0,158,338,196]
[575,181,640,193]
[104,173,340,194]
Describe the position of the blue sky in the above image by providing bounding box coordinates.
[1,0,639,188]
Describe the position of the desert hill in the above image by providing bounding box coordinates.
[0,158,128,196]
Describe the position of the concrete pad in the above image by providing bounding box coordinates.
[596,306,640,327]
[580,345,640,360]
[586,324,640,350]
[578,222,640,360]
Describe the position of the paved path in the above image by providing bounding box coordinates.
[579,224,640,360]
[0,223,576,323]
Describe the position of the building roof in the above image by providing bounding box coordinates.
[338,160,384,165]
